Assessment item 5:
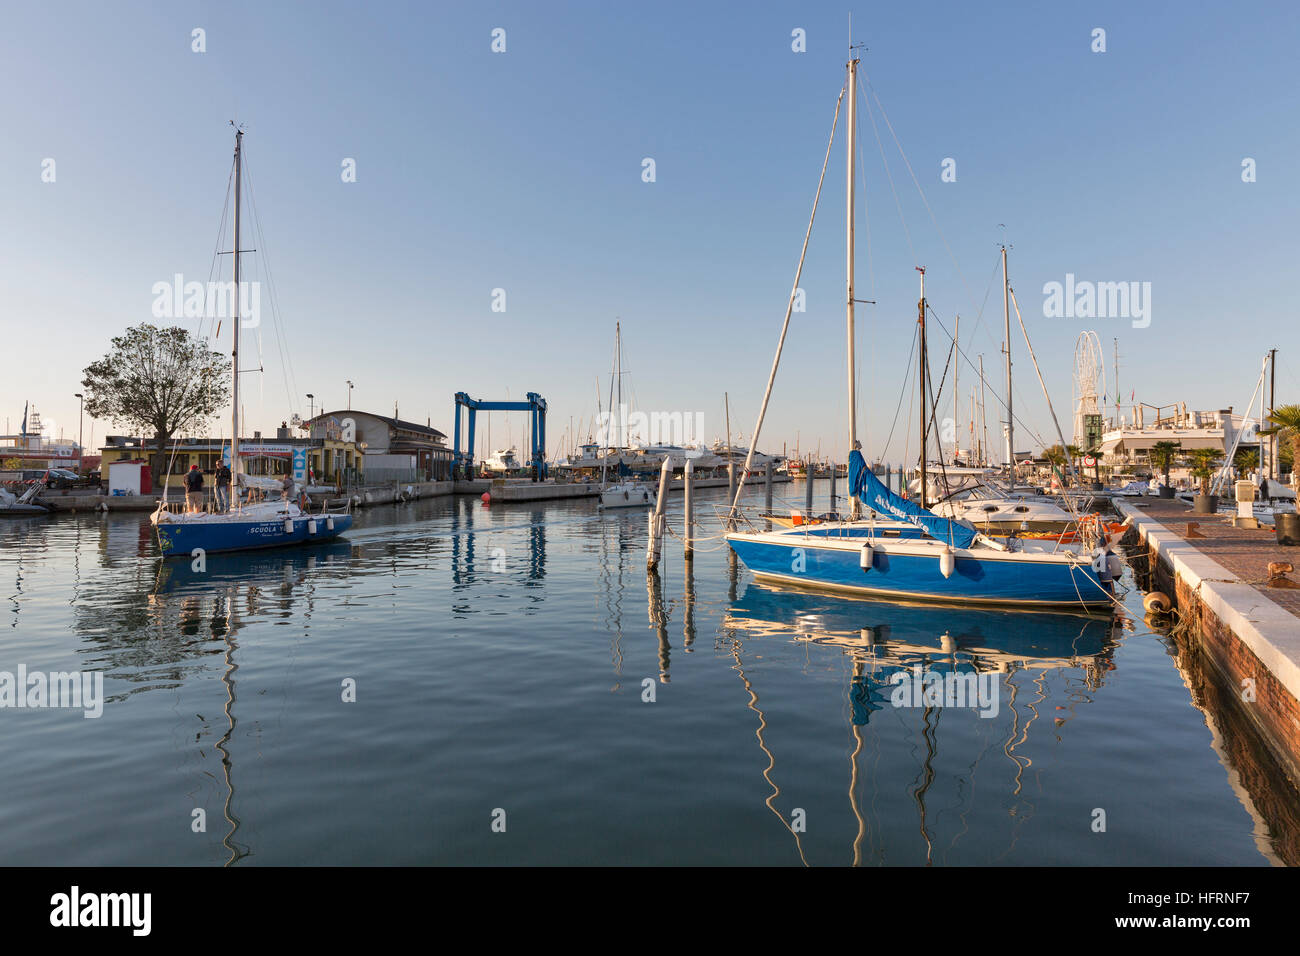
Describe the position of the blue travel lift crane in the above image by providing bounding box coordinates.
[452,392,548,481]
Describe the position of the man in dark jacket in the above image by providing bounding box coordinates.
[215,461,232,511]
[184,464,205,513]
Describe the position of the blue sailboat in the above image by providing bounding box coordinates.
[724,52,1121,612]
[151,127,352,558]
[727,451,1119,608]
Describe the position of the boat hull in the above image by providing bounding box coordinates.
[727,530,1113,609]
[155,513,353,557]
[599,485,653,508]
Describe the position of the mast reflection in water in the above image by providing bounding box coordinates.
[0,494,1292,865]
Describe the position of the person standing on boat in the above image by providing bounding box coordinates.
[184,464,205,513]
[281,471,295,501]
[214,460,232,511]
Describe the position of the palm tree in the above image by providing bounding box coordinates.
[1190,448,1222,496]
[1150,440,1181,490]
[1233,448,1259,473]
[1262,403,1300,493]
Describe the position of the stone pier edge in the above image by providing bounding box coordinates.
[1116,499,1300,786]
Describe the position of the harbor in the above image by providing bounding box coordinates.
[5,2,1300,898]
[4,482,1299,868]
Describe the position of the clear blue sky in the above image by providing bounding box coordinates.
[4,0,1298,463]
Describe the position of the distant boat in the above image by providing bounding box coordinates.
[151,126,352,557]
[482,447,519,475]
[0,482,51,517]
[598,322,652,509]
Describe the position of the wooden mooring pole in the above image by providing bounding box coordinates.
[646,456,672,571]
[683,458,694,563]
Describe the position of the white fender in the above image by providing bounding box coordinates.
[859,543,873,569]
[283,518,294,533]
[1144,591,1172,614]
[307,519,317,535]
[326,515,335,531]
[939,547,955,578]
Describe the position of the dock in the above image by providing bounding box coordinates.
[479,474,790,503]
[30,474,794,512]
[1117,497,1300,789]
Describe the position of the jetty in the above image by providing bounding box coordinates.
[31,472,794,512]
[1118,497,1300,788]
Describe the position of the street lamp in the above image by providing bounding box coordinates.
[74,393,84,473]
[346,380,353,410]
[306,393,315,422]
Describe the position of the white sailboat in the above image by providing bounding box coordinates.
[598,322,652,509]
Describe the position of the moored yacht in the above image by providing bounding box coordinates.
[151,126,351,557]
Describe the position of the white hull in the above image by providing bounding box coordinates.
[598,483,652,508]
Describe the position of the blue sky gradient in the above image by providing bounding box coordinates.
[4,1,1298,463]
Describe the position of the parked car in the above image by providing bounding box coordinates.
[45,468,100,490]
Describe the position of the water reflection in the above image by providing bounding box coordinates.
[646,572,670,682]
[150,542,355,865]
[449,500,548,611]
[724,583,1122,865]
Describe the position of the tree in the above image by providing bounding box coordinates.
[1262,404,1300,493]
[1233,448,1259,473]
[1150,440,1181,489]
[1190,448,1221,496]
[81,324,230,488]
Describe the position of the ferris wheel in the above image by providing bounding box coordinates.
[1073,331,1105,448]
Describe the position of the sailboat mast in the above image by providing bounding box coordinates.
[970,389,976,465]
[231,128,243,480]
[846,52,860,518]
[918,267,927,510]
[616,321,623,450]
[953,314,959,463]
[1001,244,1013,490]
[979,354,989,467]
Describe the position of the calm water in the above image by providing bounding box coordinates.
[0,481,1292,865]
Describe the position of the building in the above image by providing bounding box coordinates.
[306,411,454,481]
[1,406,84,471]
[1096,406,1263,471]
[99,426,362,490]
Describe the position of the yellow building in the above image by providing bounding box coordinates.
[100,435,363,489]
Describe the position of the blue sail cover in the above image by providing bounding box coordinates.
[848,450,978,549]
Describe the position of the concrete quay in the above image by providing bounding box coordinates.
[1117,498,1300,789]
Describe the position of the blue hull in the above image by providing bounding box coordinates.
[156,513,353,557]
[728,582,1116,657]
[728,534,1113,609]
